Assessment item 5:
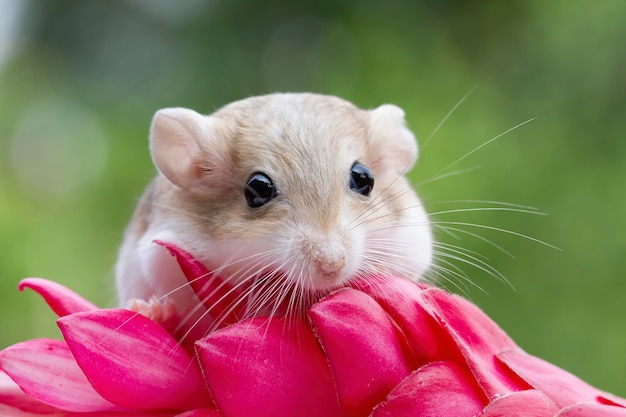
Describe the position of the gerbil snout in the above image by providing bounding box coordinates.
[299,232,351,287]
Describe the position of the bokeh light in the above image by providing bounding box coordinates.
[0,0,24,73]
[9,98,108,200]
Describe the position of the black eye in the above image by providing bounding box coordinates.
[245,172,277,208]
[350,162,374,197]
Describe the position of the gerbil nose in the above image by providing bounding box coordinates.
[302,237,347,278]
[315,251,346,276]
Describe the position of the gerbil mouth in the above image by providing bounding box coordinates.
[242,270,345,319]
[318,271,344,286]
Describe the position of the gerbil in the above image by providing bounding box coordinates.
[115,93,432,323]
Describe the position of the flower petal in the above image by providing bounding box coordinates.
[354,277,525,398]
[598,393,626,409]
[476,390,560,416]
[154,241,248,327]
[174,410,223,417]
[0,369,69,416]
[351,278,447,366]
[18,278,98,317]
[370,361,485,417]
[196,317,345,417]
[0,404,61,417]
[421,288,526,398]
[497,349,621,410]
[557,403,626,416]
[1,366,180,417]
[0,339,117,413]
[309,288,411,416]
[57,309,210,410]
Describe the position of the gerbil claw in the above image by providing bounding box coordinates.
[127,296,179,333]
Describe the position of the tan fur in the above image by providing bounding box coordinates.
[116,93,433,317]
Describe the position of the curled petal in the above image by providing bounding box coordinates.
[0,404,61,417]
[557,403,626,416]
[423,289,517,356]
[354,277,524,398]
[18,278,98,317]
[351,278,448,366]
[57,309,210,410]
[0,339,117,413]
[309,288,411,416]
[0,369,68,416]
[371,361,485,417]
[477,390,559,416]
[599,393,626,409]
[420,288,525,398]
[154,241,248,327]
[497,349,623,410]
[0,404,182,417]
[196,317,344,417]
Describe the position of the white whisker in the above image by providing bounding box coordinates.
[434,224,515,258]
[429,207,547,217]
[415,166,484,187]
[421,84,480,150]
[430,117,537,180]
[432,221,561,251]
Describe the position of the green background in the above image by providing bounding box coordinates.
[1,0,625,395]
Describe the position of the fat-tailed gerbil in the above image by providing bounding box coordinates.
[115,93,432,322]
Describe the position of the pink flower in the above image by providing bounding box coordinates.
[1,243,625,416]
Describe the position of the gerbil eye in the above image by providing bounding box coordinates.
[350,162,374,197]
[245,172,277,208]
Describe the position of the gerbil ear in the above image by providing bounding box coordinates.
[150,107,227,191]
[368,104,418,174]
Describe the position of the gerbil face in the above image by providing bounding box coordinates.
[149,93,432,300]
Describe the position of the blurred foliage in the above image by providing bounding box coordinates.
[1,0,625,395]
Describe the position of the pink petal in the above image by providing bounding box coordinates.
[421,289,526,398]
[174,410,223,417]
[309,288,411,416]
[154,241,248,327]
[351,278,448,366]
[557,403,626,416]
[18,278,98,317]
[0,409,178,417]
[0,404,62,417]
[424,289,517,356]
[354,277,525,398]
[497,349,621,409]
[477,390,560,416]
[196,317,345,417]
[370,361,485,417]
[57,309,211,410]
[0,369,67,415]
[599,393,626,409]
[0,339,118,413]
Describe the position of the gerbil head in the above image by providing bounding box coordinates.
[148,93,432,311]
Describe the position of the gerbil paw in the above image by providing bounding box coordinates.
[127,296,179,333]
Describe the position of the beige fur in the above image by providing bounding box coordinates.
[116,93,433,317]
